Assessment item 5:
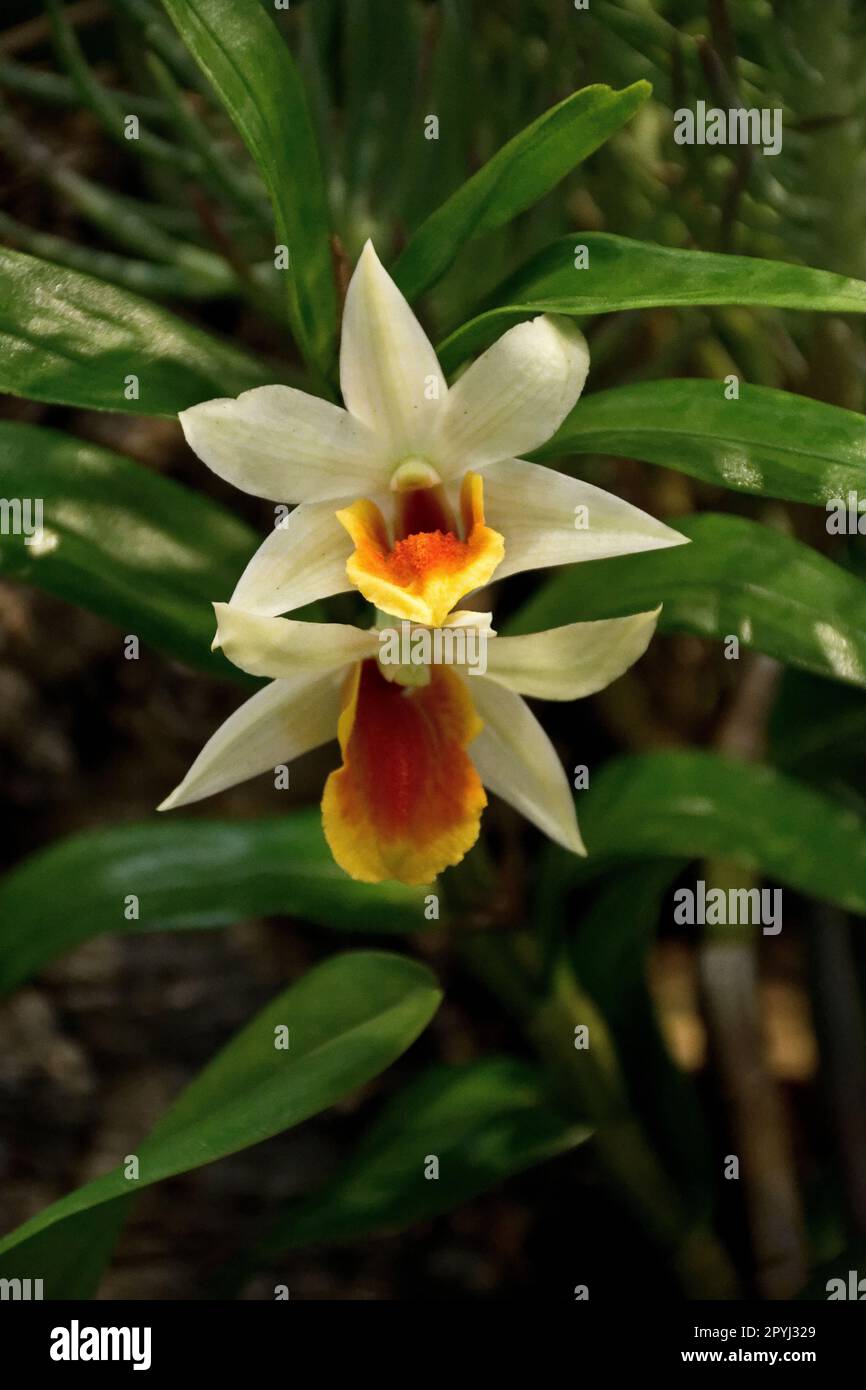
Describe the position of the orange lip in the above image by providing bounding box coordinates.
[321,658,486,885]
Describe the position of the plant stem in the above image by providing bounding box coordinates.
[145,53,269,224]
[45,0,199,174]
[458,928,739,1297]
[0,56,164,120]
[700,653,808,1298]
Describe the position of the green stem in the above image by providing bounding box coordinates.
[46,0,199,174]
[458,929,739,1298]
[145,52,269,224]
[0,210,236,299]
[112,0,210,95]
[0,101,231,293]
[0,56,165,120]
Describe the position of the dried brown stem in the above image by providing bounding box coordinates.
[700,653,808,1298]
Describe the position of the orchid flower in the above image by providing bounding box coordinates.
[159,603,661,886]
[176,241,685,626]
[161,241,686,885]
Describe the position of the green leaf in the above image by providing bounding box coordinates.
[0,811,431,996]
[0,1206,133,1303]
[507,512,866,690]
[572,751,866,915]
[392,83,651,304]
[769,671,866,776]
[0,421,256,677]
[256,1056,589,1253]
[565,863,681,1030]
[439,233,866,372]
[162,0,336,376]
[342,0,420,217]
[534,379,866,507]
[0,951,442,1296]
[399,0,473,231]
[0,247,272,413]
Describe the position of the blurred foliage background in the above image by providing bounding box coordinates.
[2,0,866,1301]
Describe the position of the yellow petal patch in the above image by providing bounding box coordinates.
[321,659,486,885]
[335,471,504,627]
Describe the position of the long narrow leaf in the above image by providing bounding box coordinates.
[162,0,337,375]
[569,752,866,916]
[439,234,866,371]
[0,952,442,1295]
[0,421,256,677]
[535,379,866,507]
[0,811,431,996]
[393,83,651,303]
[257,1057,589,1253]
[0,248,273,413]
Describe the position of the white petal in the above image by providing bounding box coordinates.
[230,499,354,617]
[340,241,446,457]
[474,457,688,581]
[443,610,495,633]
[158,672,341,811]
[483,609,659,700]
[433,316,589,477]
[467,677,584,855]
[214,604,379,680]
[180,385,390,503]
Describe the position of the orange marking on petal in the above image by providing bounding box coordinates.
[336,471,504,626]
[321,659,486,885]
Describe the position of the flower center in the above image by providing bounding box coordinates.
[393,481,456,541]
[335,471,504,628]
[390,457,442,493]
